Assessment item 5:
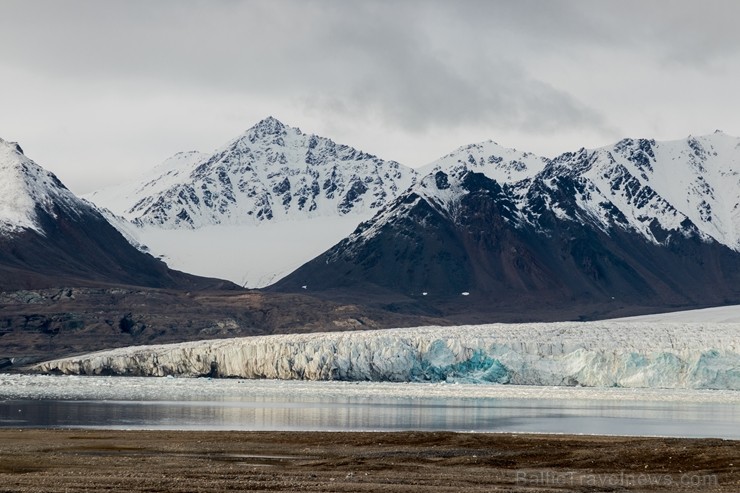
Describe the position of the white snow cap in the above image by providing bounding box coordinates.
[0,137,46,234]
[0,137,85,235]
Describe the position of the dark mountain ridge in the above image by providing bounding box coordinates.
[272,158,740,318]
[0,137,235,291]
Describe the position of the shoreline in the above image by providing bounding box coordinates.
[1,429,737,492]
[6,425,740,441]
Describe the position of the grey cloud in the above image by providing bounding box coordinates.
[0,0,607,135]
[314,57,605,134]
[558,0,740,67]
[3,0,738,85]
[300,1,607,133]
[427,0,740,68]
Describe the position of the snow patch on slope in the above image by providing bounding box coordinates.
[612,304,740,323]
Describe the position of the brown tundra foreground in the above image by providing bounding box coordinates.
[0,430,737,492]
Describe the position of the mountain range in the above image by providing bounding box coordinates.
[274,131,740,315]
[4,120,740,323]
[83,119,560,287]
[88,117,416,228]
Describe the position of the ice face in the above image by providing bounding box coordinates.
[33,322,740,390]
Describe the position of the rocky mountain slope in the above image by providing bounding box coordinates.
[546,132,740,249]
[273,132,740,315]
[0,137,233,291]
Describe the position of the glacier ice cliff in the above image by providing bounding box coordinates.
[33,323,740,390]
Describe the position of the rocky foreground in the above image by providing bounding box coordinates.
[0,430,737,492]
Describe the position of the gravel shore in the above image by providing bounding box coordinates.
[1,430,737,492]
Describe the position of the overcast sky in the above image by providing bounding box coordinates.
[2,0,739,194]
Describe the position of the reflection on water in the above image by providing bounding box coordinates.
[1,395,739,438]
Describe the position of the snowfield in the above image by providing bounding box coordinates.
[34,322,740,390]
[613,304,740,323]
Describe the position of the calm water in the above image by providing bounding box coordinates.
[1,376,739,438]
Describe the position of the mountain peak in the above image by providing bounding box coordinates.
[0,136,234,290]
[248,116,293,137]
[421,138,549,185]
[0,137,24,156]
[0,138,81,235]
[87,120,417,231]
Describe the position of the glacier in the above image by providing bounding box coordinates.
[34,322,740,390]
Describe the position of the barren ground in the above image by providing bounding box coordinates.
[0,430,737,492]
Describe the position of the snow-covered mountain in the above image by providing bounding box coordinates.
[85,150,209,219]
[85,117,420,286]
[389,131,740,253]
[536,131,740,250]
[0,137,233,290]
[83,125,562,287]
[419,139,549,184]
[34,321,740,390]
[274,132,740,313]
[0,138,84,235]
[82,124,740,293]
[88,117,416,228]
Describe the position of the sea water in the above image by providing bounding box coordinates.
[1,375,738,438]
